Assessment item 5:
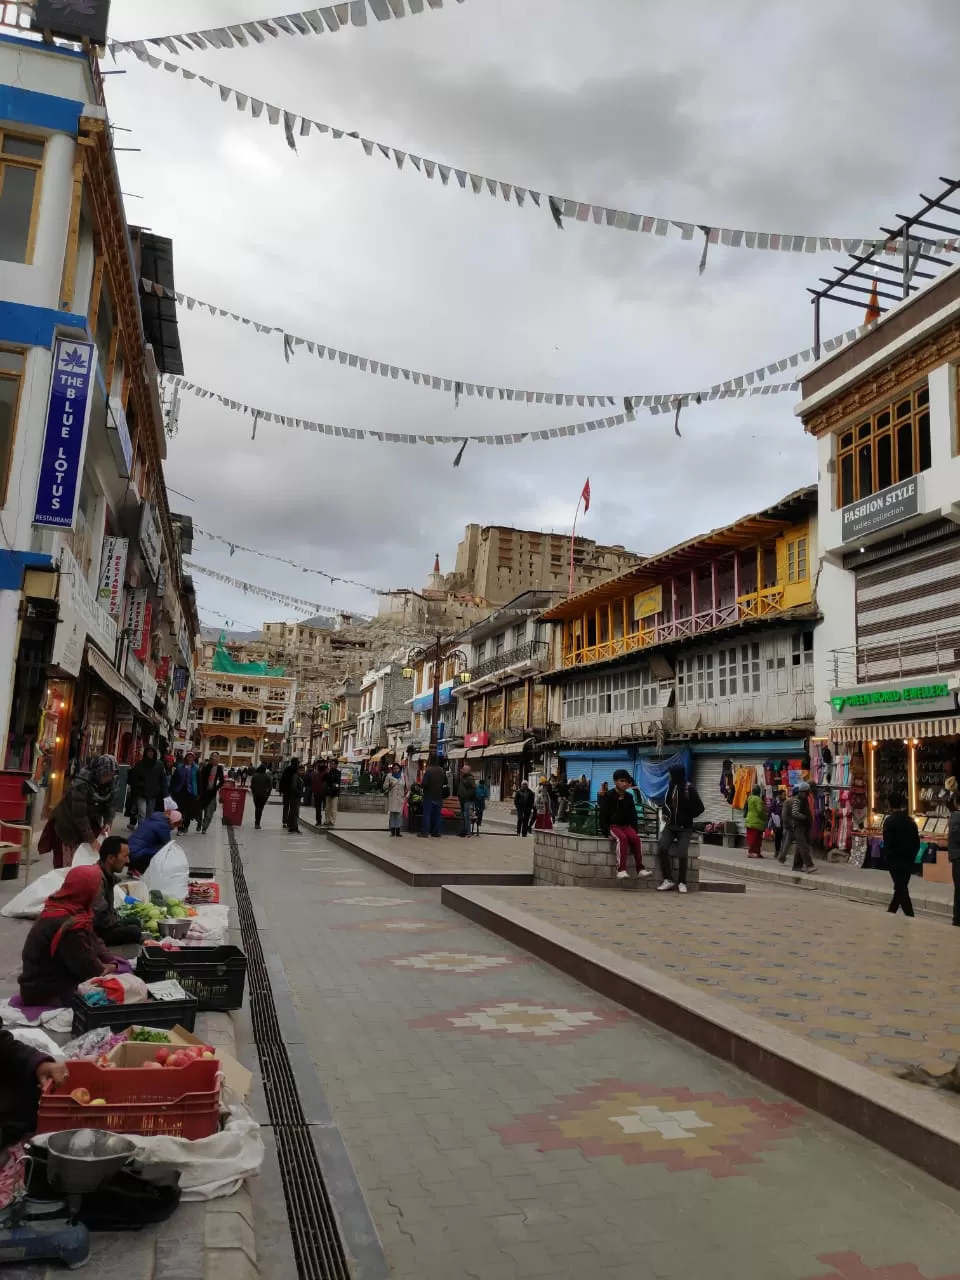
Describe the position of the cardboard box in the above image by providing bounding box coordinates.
[111,1026,252,1097]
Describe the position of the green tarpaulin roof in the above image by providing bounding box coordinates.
[211,642,286,678]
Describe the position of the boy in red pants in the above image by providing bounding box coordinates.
[599,770,652,880]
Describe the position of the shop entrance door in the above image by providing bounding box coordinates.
[502,761,521,801]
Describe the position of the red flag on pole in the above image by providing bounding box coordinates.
[864,279,881,325]
[581,478,591,514]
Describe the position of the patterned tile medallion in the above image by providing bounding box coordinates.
[339,919,455,934]
[326,896,416,907]
[496,1079,804,1178]
[410,1000,633,1040]
[803,1253,960,1279]
[368,949,532,975]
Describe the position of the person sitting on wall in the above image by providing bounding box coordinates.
[599,769,653,881]
[93,837,142,948]
[128,800,183,874]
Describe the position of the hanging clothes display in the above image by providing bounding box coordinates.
[731,766,756,811]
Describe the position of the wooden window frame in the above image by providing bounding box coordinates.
[0,346,26,508]
[836,382,930,508]
[787,535,809,583]
[0,130,46,266]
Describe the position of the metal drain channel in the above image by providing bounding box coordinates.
[227,825,352,1280]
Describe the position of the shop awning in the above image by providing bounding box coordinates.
[481,740,530,758]
[830,716,960,744]
[445,747,466,760]
[85,646,141,712]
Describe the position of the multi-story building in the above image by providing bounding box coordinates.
[0,20,196,820]
[540,488,818,823]
[356,663,415,764]
[448,591,558,800]
[454,524,642,606]
[317,678,362,762]
[402,643,472,765]
[798,255,960,831]
[191,658,295,772]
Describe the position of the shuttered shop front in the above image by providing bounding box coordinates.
[855,531,960,681]
[692,753,764,826]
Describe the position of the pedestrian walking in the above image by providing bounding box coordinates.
[949,796,960,927]
[419,759,447,838]
[311,759,329,826]
[534,777,554,831]
[278,758,299,830]
[127,745,167,826]
[383,762,406,838]
[547,774,560,821]
[515,781,535,837]
[197,751,225,834]
[51,755,118,865]
[474,776,489,831]
[771,788,787,859]
[324,759,342,828]
[777,787,797,864]
[250,764,272,829]
[882,791,919,917]
[744,785,767,859]
[599,769,652,880]
[657,765,704,893]
[789,781,817,872]
[457,765,478,838]
[171,751,200,832]
[556,775,570,823]
[287,764,306,834]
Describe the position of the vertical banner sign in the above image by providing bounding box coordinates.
[33,340,98,528]
[125,588,148,654]
[135,603,153,661]
[97,537,128,618]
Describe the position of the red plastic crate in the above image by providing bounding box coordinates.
[37,1058,221,1140]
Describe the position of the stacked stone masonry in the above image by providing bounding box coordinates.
[533,831,700,891]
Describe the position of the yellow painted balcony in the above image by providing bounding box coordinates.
[736,586,785,619]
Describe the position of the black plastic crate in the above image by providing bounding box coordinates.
[69,992,198,1037]
[135,945,247,1012]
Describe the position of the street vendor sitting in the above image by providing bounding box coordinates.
[94,836,143,948]
[128,799,182,873]
[19,865,117,1009]
[0,1021,67,1147]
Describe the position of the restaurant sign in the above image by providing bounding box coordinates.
[633,585,663,620]
[841,477,920,543]
[830,679,956,718]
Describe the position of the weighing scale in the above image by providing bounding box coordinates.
[0,1130,136,1270]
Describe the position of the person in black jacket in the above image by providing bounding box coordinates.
[599,770,653,880]
[324,760,342,829]
[250,764,273,830]
[514,781,536,837]
[882,791,920,917]
[947,797,960,927]
[657,765,704,893]
[287,765,306,835]
[278,758,299,830]
[128,746,167,825]
[198,751,225,834]
[0,1020,67,1146]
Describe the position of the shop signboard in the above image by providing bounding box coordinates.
[125,650,144,691]
[141,665,158,710]
[52,548,117,677]
[33,0,112,45]
[830,678,957,719]
[633,585,663,620]
[97,537,128,618]
[412,682,453,715]
[841,477,920,543]
[124,588,148,653]
[33,339,98,528]
[465,731,489,749]
[139,502,162,582]
[134,603,153,661]
[106,396,132,479]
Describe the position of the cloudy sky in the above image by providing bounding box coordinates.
[104,0,958,629]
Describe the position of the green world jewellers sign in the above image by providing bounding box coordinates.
[831,681,957,718]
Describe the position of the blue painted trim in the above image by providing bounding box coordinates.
[0,549,53,591]
[0,83,82,136]
[0,302,88,348]
[0,32,87,61]
[561,749,636,761]
[692,739,807,756]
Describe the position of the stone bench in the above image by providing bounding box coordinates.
[533,830,700,891]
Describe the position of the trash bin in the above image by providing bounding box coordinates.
[0,770,31,879]
[220,783,246,827]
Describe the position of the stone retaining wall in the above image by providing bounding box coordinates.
[534,830,700,891]
[338,793,386,814]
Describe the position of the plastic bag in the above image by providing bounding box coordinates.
[142,841,189,902]
[9,1026,63,1060]
[70,843,99,867]
[0,869,65,918]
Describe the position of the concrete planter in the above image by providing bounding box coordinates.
[533,830,700,891]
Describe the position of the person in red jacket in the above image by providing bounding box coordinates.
[19,865,117,1008]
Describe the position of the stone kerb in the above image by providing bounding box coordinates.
[533,829,700,890]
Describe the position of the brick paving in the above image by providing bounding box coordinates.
[467,884,960,1084]
[238,807,960,1280]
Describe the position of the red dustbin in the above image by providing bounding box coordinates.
[0,770,30,880]
[220,782,246,827]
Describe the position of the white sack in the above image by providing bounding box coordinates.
[142,841,190,901]
[0,869,65,918]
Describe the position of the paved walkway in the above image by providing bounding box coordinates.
[457,882,960,1085]
[240,807,960,1280]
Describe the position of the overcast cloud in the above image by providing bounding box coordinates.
[104,0,960,629]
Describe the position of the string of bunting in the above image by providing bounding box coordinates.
[146,277,860,408]
[118,47,960,261]
[168,372,800,453]
[184,560,374,618]
[194,525,383,594]
[111,0,464,51]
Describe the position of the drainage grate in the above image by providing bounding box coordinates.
[227,825,352,1280]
